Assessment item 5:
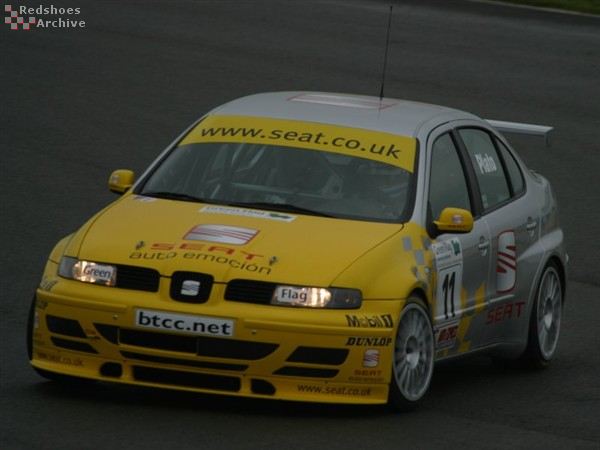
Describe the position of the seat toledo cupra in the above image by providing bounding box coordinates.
[28,92,567,410]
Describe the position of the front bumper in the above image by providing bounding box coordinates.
[31,279,404,405]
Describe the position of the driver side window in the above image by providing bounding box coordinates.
[429,133,471,219]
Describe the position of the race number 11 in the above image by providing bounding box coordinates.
[438,267,461,320]
[432,238,463,321]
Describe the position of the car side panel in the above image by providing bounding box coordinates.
[480,188,542,350]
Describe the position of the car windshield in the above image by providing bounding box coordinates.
[139,142,414,223]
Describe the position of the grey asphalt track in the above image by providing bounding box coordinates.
[1,1,599,449]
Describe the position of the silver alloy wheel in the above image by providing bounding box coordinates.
[536,266,562,360]
[392,302,434,402]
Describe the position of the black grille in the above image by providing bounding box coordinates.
[225,279,277,304]
[115,327,279,360]
[94,323,119,344]
[251,379,276,396]
[121,351,248,372]
[116,265,160,292]
[46,315,86,338]
[133,366,241,392]
[197,336,278,360]
[286,346,349,365]
[51,337,98,354]
[273,367,339,378]
[120,328,197,353]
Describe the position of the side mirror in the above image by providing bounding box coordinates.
[434,207,474,234]
[108,169,135,194]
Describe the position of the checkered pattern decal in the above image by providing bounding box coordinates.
[402,235,432,291]
[5,5,36,30]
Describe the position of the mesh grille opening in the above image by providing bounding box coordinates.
[51,337,98,354]
[286,346,349,365]
[273,367,339,378]
[225,279,277,304]
[46,315,86,338]
[116,265,160,292]
[133,366,241,392]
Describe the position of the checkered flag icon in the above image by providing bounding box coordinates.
[5,5,36,30]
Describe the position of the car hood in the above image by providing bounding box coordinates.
[74,195,404,286]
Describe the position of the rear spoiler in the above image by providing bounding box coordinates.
[485,120,554,147]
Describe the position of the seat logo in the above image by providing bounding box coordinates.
[184,224,259,245]
[181,280,201,296]
[497,231,516,293]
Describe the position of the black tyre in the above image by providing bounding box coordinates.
[26,295,37,361]
[388,297,434,411]
[524,261,563,369]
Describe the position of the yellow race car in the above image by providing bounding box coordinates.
[28,92,567,410]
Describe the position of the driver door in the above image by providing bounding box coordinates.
[427,132,491,356]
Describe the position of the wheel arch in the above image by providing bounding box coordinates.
[408,287,431,313]
[547,254,567,305]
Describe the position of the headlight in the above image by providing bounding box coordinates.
[271,285,361,309]
[58,257,117,287]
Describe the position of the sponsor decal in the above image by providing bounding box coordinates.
[184,224,259,245]
[345,337,392,347]
[296,384,373,397]
[349,368,385,382]
[180,115,417,172]
[133,195,156,203]
[362,349,379,368]
[145,243,262,258]
[129,243,271,275]
[496,231,516,293]
[352,369,383,377]
[36,351,83,367]
[432,238,462,266]
[434,321,459,350]
[200,205,296,222]
[346,314,393,328]
[129,251,177,260]
[273,286,320,305]
[135,309,234,337]
[81,263,115,285]
[486,301,525,325]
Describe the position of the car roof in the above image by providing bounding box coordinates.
[207,91,480,138]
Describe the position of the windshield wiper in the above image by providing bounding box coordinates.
[224,201,334,218]
[141,191,207,203]
[139,194,333,217]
